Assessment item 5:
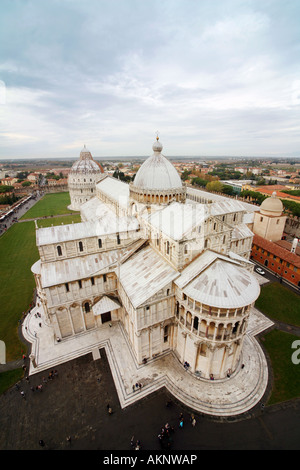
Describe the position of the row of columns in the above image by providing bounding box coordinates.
[176,303,248,342]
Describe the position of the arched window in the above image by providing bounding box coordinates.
[193,316,199,331]
[84,302,90,313]
[57,245,62,256]
[166,241,170,254]
[164,325,169,343]
[232,322,239,334]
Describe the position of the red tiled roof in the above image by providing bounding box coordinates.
[275,239,300,256]
[253,234,300,268]
[255,187,300,202]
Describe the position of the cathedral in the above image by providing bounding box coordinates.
[31,137,260,380]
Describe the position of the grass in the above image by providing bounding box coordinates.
[255,282,300,327]
[0,369,24,395]
[0,222,39,361]
[36,213,81,228]
[261,329,300,405]
[0,192,81,362]
[20,192,76,219]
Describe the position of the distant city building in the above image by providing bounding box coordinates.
[0,177,18,186]
[222,180,253,194]
[27,173,40,183]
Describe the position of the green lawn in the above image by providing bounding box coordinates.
[36,213,81,228]
[261,329,300,405]
[0,192,81,363]
[255,282,300,327]
[0,222,39,361]
[0,369,24,395]
[20,192,76,219]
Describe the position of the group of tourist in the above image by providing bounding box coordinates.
[17,364,59,399]
[156,410,197,449]
[130,436,142,450]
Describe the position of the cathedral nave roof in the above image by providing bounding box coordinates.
[119,245,179,308]
[96,175,130,208]
[144,201,209,241]
[36,214,139,246]
[39,241,143,288]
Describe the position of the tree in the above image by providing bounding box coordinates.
[221,185,234,195]
[282,200,300,218]
[16,171,29,180]
[181,170,191,181]
[0,185,14,193]
[191,177,208,187]
[206,181,224,192]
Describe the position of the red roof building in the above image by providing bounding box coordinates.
[251,234,300,287]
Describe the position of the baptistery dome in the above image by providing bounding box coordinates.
[130,137,186,205]
[68,146,105,211]
[70,145,104,175]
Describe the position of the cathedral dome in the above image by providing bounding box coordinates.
[133,138,182,191]
[260,191,283,216]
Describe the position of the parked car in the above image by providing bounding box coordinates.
[255,267,265,275]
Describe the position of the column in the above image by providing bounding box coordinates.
[193,341,200,373]
[180,331,187,363]
[207,344,215,378]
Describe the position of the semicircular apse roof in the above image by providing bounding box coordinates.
[183,259,260,309]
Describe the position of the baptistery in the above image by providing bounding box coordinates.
[68,145,105,210]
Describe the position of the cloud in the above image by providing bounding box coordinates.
[0,0,299,157]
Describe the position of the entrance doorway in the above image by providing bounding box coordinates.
[101,311,111,324]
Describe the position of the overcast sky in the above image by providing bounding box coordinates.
[0,0,300,159]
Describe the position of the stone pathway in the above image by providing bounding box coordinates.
[18,299,274,417]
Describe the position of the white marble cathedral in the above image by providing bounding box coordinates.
[32,137,260,380]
